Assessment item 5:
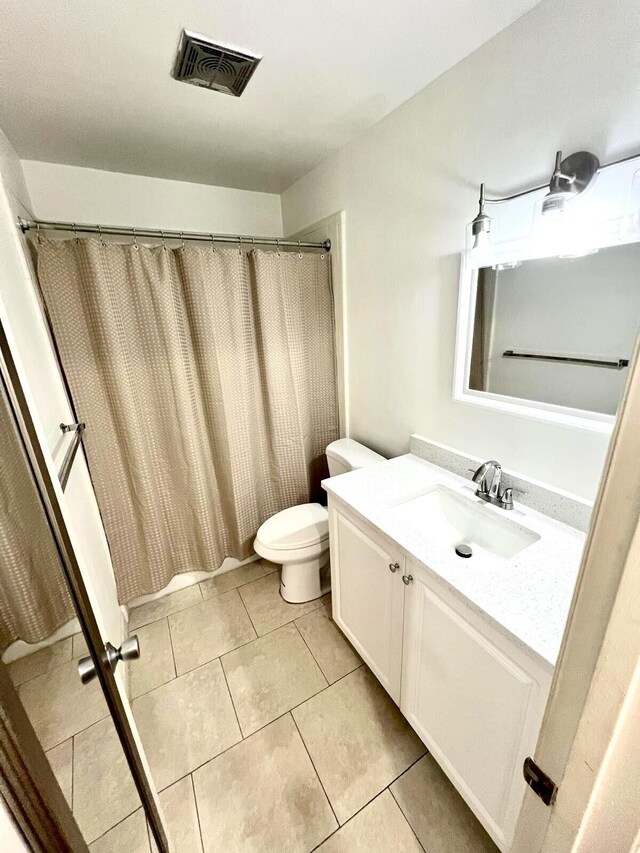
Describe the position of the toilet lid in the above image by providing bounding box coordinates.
[256,503,329,550]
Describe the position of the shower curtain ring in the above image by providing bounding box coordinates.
[180,231,185,251]
[36,223,42,244]
[160,230,167,251]
[238,236,243,256]
[132,228,139,250]
[276,238,281,255]
[210,234,216,253]
[298,240,302,258]
[97,224,106,247]
[72,223,79,243]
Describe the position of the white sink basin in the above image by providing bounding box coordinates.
[391,485,540,559]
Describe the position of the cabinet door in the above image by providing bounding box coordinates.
[401,564,547,851]
[329,506,405,703]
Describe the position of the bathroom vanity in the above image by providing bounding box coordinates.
[323,454,585,852]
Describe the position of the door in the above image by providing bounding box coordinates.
[512,333,640,849]
[329,503,405,702]
[0,318,170,851]
[401,562,547,850]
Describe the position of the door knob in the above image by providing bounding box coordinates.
[389,562,399,573]
[78,635,141,685]
[402,574,414,585]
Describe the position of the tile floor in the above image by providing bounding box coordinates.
[10,558,497,852]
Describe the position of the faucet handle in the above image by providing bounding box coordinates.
[502,487,514,510]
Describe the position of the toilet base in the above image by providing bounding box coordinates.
[280,551,330,604]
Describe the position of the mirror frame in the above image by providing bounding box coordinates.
[453,155,640,434]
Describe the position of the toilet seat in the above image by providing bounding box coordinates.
[255,503,328,551]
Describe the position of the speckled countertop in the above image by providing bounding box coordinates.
[323,454,585,670]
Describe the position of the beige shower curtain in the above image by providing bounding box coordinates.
[0,382,74,651]
[36,240,338,604]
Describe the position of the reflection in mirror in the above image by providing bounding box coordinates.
[469,242,640,416]
[0,377,146,847]
[0,380,73,652]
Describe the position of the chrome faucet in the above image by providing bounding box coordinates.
[471,460,514,510]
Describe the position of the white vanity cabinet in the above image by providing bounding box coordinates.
[328,499,552,852]
[329,507,406,703]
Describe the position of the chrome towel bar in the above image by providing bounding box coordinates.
[502,350,629,370]
[59,421,86,490]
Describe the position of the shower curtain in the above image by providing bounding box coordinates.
[36,240,338,604]
[0,382,74,652]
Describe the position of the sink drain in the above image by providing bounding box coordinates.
[455,543,473,558]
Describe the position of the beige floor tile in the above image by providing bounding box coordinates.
[239,573,323,636]
[46,738,73,806]
[322,593,333,619]
[89,809,150,853]
[169,589,256,676]
[129,585,202,631]
[72,632,88,658]
[7,638,72,687]
[200,562,266,600]
[193,714,337,853]
[259,559,280,575]
[133,658,240,790]
[19,659,108,750]
[295,607,361,684]
[292,666,426,824]
[129,618,176,699]
[391,754,497,852]
[222,622,327,736]
[317,790,423,852]
[159,775,203,853]
[73,716,140,843]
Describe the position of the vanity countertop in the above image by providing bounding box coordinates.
[323,453,586,670]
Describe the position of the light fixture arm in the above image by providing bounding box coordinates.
[549,150,577,190]
[473,147,640,208]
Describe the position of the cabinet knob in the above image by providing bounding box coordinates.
[389,562,399,573]
[402,574,414,585]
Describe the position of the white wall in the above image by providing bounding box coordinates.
[0,799,29,853]
[21,160,282,237]
[281,0,640,501]
[0,129,122,651]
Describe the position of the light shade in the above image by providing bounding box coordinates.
[541,151,600,216]
[469,183,493,260]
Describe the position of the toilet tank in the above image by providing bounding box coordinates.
[325,438,385,476]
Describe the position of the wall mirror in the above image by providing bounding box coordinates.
[454,153,640,432]
[470,245,640,416]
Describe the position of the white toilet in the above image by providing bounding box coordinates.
[253,438,385,603]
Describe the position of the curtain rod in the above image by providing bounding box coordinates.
[17,217,331,252]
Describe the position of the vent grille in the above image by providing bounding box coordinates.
[172,30,261,97]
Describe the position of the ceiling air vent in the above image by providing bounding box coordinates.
[172,30,262,97]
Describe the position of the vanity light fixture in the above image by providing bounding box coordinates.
[470,183,492,250]
[469,148,608,261]
[541,150,600,214]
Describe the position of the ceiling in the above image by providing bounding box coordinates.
[0,1,541,194]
